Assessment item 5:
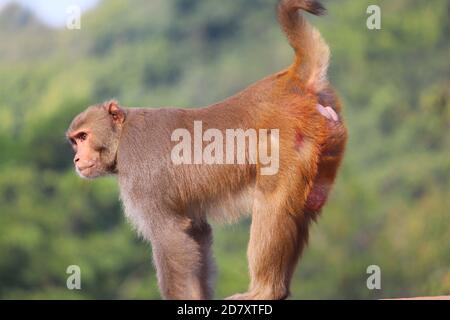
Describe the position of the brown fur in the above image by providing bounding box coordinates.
[66,0,347,300]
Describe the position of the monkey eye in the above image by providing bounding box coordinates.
[76,132,88,142]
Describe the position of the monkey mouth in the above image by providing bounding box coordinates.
[76,164,95,175]
[78,164,95,171]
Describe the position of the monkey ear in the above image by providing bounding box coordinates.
[105,100,125,124]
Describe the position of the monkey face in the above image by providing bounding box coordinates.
[66,100,126,179]
[69,129,106,179]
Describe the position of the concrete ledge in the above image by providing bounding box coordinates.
[386,296,450,300]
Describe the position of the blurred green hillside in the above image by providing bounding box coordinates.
[0,0,449,299]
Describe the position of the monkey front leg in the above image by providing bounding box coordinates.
[148,213,215,300]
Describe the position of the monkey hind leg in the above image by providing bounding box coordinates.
[224,128,322,300]
[227,190,313,300]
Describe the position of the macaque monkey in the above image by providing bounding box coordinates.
[66,0,347,300]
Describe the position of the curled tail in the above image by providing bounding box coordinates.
[277,0,330,92]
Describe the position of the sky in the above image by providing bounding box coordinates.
[0,0,99,27]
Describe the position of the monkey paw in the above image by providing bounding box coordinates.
[225,291,287,300]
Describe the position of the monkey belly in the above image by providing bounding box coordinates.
[305,183,330,213]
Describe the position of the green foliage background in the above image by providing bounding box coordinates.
[0,0,449,299]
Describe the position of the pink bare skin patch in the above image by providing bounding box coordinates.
[305,183,330,212]
[294,131,304,150]
[317,104,339,122]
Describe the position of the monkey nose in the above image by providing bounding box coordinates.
[74,157,80,164]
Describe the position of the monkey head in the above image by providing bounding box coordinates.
[66,100,126,179]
